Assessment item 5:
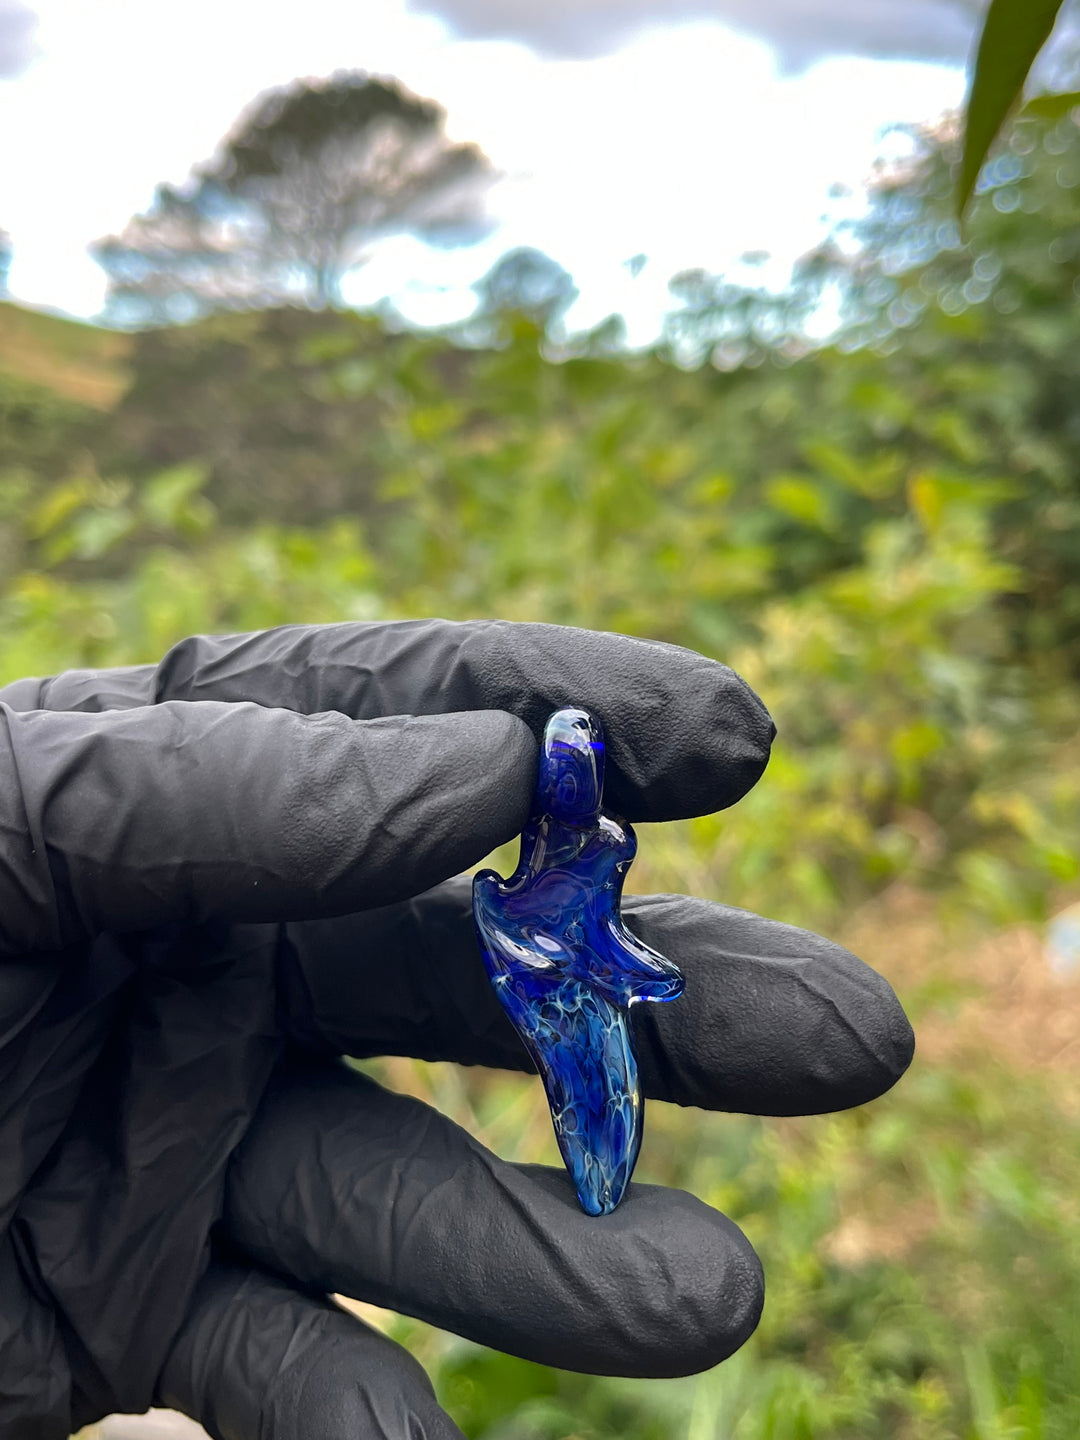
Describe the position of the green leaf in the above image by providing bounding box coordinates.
[1020,88,1080,121]
[959,0,1067,217]
[139,461,211,532]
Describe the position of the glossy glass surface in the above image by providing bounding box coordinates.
[473,707,684,1215]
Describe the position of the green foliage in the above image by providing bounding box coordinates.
[794,108,1080,673]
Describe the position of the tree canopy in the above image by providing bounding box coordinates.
[472,247,577,325]
[92,72,495,325]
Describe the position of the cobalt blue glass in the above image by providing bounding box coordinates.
[472,707,684,1215]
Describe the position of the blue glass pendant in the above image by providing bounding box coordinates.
[473,708,684,1215]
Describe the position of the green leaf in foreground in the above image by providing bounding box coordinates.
[959,0,1067,216]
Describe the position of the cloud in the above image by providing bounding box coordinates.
[407,0,983,69]
[0,0,36,78]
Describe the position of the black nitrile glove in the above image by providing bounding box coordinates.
[0,620,914,1440]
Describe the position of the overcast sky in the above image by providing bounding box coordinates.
[407,0,982,68]
[0,0,974,338]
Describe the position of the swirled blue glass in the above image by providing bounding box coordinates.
[473,707,684,1215]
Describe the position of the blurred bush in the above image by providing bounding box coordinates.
[4,102,1079,1440]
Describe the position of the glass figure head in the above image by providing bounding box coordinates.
[538,707,604,826]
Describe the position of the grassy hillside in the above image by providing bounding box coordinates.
[0,300,130,409]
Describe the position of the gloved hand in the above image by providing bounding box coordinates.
[0,619,914,1440]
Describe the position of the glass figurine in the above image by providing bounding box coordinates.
[473,707,684,1215]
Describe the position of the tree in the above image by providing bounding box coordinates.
[473,248,576,323]
[92,73,495,325]
[463,246,578,346]
[662,258,825,369]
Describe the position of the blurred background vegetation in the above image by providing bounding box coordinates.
[3,28,1078,1440]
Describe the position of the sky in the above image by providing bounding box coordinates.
[0,0,975,340]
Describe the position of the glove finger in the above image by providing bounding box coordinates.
[224,1061,764,1380]
[0,703,533,955]
[155,1260,463,1440]
[3,618,775,822]
[280,876,913,1116]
